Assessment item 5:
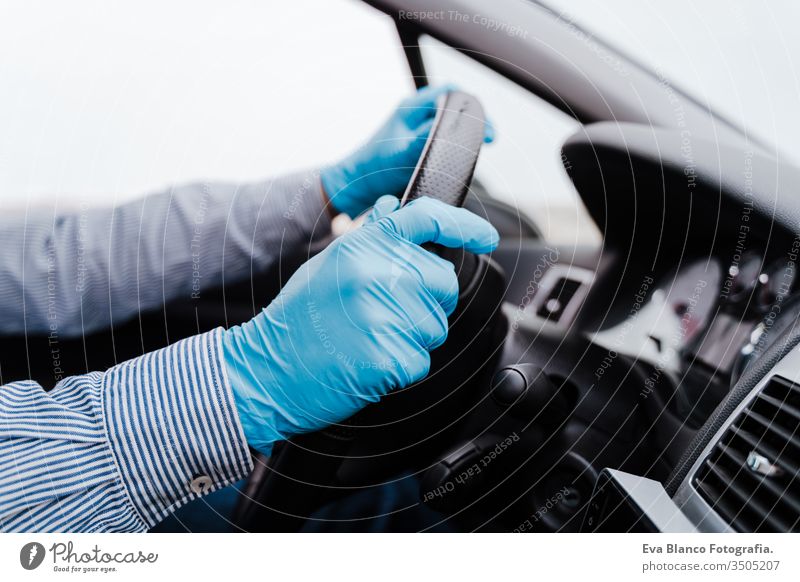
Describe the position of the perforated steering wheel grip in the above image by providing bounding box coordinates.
[401,90,488,301]
[401,90,486,209]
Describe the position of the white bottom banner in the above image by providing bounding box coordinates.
[1,533,798,581]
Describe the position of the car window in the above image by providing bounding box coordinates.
[0,0,412,212]
[543,0,800,166]
[419,35,600,246]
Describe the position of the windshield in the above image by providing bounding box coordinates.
[542,0,800,165]
[419,35,598,246]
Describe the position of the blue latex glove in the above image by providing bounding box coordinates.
[320,84,495,218]
[223,196,499,455]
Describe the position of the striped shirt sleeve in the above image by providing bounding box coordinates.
[0,170,332,337]
[0,327,252,532]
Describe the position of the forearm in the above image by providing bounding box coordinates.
[0,328,252,532]
[0,170,332,336]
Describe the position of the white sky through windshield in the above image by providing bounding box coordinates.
[544,0,800,165]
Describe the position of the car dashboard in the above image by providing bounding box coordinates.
[489,119,800,533]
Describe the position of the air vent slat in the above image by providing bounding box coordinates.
[704,460,787,531]
[756,392,800,424]
[740,408,800,457]
[729,425,800,479]
[694,376,800,532]
[694,478,757,531]
[696,465,763,531]
[716,443,800,521]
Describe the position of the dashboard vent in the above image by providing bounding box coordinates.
[694,376,800,532]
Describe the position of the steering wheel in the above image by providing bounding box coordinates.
[400,90,487,207]
[234,91,507,531]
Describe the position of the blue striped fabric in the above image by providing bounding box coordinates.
[0,170,333,531]
[1,329,252,532]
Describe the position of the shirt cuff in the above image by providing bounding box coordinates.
[101,328,253,528]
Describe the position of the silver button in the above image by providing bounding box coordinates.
[190,475,213,494]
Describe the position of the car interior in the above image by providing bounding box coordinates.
[4,0,798,533]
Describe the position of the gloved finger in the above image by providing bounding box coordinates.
[483,116,496,143]
[403,350,432,386]
[414,114,493,146]
[378,196,499,254]
[403,83,459,109]
[412,117,435,141]
[365,194,400,224]
[403,285,450,350]
[387,235,459,316]
[402,83,458,126]
[411,246,460,317]
[405,85,494,144]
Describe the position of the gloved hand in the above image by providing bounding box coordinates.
[320,84,495,218]
[222,196,499,455]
